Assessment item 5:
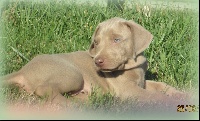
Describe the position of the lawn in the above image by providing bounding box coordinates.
[0,0,199,119]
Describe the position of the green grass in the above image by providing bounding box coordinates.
[0,0,199,116]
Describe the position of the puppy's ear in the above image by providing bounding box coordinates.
[123,20,153,58]
[88,25,100,57]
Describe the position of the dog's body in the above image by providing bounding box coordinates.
[1,17,188,106]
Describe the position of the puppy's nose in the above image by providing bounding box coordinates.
[95,58,104,67]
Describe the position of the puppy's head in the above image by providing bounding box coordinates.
[89,17,153,72]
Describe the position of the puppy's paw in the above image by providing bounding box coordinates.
[170,92,191,103]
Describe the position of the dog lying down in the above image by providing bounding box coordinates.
[1,17,189,107]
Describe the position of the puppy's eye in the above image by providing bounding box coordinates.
[114,38,121,43]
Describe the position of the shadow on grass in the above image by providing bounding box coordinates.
[145,70,158,80]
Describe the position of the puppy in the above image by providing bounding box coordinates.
[1,17,188,107]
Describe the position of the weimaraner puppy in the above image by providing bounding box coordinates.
[1,17,187,106]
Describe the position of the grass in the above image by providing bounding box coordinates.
[0,0,199,118]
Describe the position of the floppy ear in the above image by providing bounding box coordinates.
[123,20,153,58]
[88,25,100,57]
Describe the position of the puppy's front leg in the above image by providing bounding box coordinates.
[145,80,189,101]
